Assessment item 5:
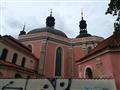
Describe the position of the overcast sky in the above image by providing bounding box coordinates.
[0,0,117,38]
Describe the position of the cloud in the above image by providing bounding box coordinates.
[6,19,23,29]
[0,6,6,10]
[1,0,115,39]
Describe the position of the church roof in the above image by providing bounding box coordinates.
[27,10,67,38]
[76,32,91,38]
[76,11,92,38]
[28,27,68,38]
[0,35,38,60]
[76,32,120,63]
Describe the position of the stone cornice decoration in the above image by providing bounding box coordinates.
[76,45,120,64]
[0,60,36,74]
[19,32,103,46]
[76,30,120,64]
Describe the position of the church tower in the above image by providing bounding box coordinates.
[76,11,91,38]
[19,24,26,36]
[46,9,55,28]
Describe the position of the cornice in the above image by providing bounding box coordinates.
[77,48,120,64]
[19,32,103,47]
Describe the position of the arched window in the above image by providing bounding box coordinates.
[85,67,93,79]
[28,44,32,52]
[55,47,63,77]
[0,48,8,61]
[0,72,3,78]
[15,73,22,78]
[21,57,26,67]
[27,76,30,79]
[87,46,92,53]
[12,53,18,64]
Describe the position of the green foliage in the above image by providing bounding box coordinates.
[106,0,120,16]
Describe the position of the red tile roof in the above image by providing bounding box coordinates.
[3,35,31,52]
[0,35,38,61]
[76,32,120,62]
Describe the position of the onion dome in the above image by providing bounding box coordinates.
[19,24,26,36]
[28,27,67,38]
[46,9,55,27]
[28,10,67,38]
[76,11,91,38]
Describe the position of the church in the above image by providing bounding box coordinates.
[18,11,103,78]
[0,11,120,90]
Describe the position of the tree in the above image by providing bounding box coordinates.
[106,0,120,33]
[106,0,120,21]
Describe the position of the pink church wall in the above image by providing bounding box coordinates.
[22,41,42,59]
[0,39,38,78]
[73,47,85,78]
[110,52,120,90]
[73,47,85,61]
[31,41,42,59]
[76,50,120,90]
[0,68,36,78]
[62,45,69,78]
[44,41,69,78]
[44,42,56,78]
[77,53,114,78]
[100,53,114,78]
[78,59,98,78]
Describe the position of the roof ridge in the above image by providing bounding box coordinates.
[76,33,120,62]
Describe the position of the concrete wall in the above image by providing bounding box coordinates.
[0,79,116,90]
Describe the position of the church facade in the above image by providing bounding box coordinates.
[0,11,120,89]
[76,22,120,90]
[0,35,39,78]
[0,12,103,78]
[18,12,103,78]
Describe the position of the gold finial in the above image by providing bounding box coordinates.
[23,24,25,31]
[50,9,52,16]
[81,10,83,20]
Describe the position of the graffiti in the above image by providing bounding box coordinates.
[0,79,116,90]
[42,78,72,90]
[2,81,23,90]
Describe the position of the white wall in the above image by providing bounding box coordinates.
[0,79,116,90]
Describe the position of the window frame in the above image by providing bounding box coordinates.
[0,48,8,61]
[21,57,26,67]
[12,53,18,64]
[55,47,63,77]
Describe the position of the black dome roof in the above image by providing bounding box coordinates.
[28,27,67,38]
[79,19,87,29]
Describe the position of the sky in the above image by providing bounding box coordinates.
[0,0,117,39]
